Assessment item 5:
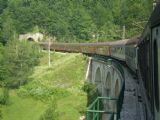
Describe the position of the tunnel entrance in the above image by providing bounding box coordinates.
[27,37,34,42]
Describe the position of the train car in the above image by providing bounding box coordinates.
[40,38,139,73]
[138,3,160,120]
[150,3,160,120]
[125,37,139,72]
[40,42,112,56]
[109,38,139,72]
[109,39,127,61]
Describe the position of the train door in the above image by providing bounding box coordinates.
[152,26,160,120]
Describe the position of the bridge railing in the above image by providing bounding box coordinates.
[85,63,125,120]
[85,97,117,120]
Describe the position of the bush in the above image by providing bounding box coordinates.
[0,88,9,105]
[39,99,59,120]
[0,40,41,89]
[0,109,3,120]
[17,81,71,101]
[82,82,98,106]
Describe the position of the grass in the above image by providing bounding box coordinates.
[1,90,46,120]
[1,52,87,120]
[30,52,87,119]
[31,52,86,89]
[57,94,86,120]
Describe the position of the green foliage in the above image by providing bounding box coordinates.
[0,0,153,43]
[0,109,2,120]
[0,40,41,88]
[0,0,7,14]
[0,88,9,105]
[1,89,46,120]
[82,82,98,106]
[118,0,152,38]
[18,53,86,101]
[17,52,87,120]
[0,52,87,120]
[18,82,70,101]
[39,100,59,120]
[0,11,16,43]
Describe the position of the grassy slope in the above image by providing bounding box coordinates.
[1,52,87,120]
[32,52,87,120]
[32,52,85,88]
[1,90,46,120]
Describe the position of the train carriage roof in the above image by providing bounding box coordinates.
[125,37,140,46]
[40,36,140,50]
[49,38,139,47]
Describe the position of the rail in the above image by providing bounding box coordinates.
[86,82,125,120]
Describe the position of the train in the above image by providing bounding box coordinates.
[39,3,160,120]
[138,3,160,120]
[40,36,139,72]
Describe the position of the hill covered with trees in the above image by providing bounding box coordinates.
[0,0,153,43]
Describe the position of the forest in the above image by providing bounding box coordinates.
[0,0,153,43]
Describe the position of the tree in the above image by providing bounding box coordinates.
[0,0,8,14]
[0,40,41,88]
[68,7,95,40]
[0,40,41,104]
[0,0,154,43]
[119,0,153,38]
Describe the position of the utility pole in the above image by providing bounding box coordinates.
[97,33,99,42]
[48,38,51,67]
[122,25,126,40]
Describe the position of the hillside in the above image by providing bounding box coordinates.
[0,0,153,43]
[1,52,87,120]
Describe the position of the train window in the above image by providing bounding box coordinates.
[154,40,159,111]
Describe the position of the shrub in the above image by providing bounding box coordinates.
[39,99,59,120]
[0,109,3,120]
[18,82,71,101]
[82,82,98,106]
[0,88,9,105]
[0,40,41,89]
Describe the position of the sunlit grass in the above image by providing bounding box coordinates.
[1,52,87,120]
[1,90,46,120]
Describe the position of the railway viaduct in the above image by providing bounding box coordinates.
[85,57,124,119]
[86,57,123,104]
[78,52,149,120]
[85,56,143,120]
